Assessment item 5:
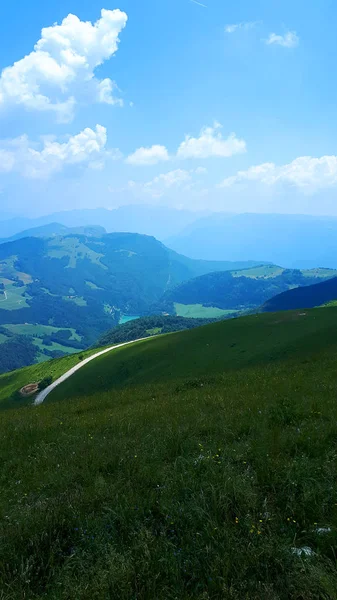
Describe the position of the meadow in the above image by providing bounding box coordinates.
[1,309,337,598]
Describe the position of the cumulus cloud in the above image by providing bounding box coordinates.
[0,9,128,122]
[126,145,170,166]
[177,122,246,159]
[0,124,111,178]
[266,31,299,48]
[225,22,258,34]
[218,155,337,193]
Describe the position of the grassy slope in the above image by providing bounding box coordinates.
[0,347,98,408]
[174,303,236,318]
[1,310,337,598]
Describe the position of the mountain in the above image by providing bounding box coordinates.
[0,223,106,244]
[156,265,337,318]
[0,205,208,241]
[0,231,259,371]
[1,308,337,598]
[166,212,337,268]
[262,276,337,312]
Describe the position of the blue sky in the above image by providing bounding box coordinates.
[0,0,337,216]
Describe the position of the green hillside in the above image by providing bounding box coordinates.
[1,308,337,598]
[0,232,255,372]
[158,267,337,316]
[263,276,337,313]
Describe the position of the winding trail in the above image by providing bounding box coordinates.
[34,338,148,406]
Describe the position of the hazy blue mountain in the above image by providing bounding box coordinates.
[166,213,337,268]
[0,205,208,241]
[0,223,106,244]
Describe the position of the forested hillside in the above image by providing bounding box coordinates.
[0,231,258,372]
[97,315,219,346]
[158,267,337,316]
[262,276,337,312]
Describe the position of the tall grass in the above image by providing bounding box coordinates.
[1,310,337,598]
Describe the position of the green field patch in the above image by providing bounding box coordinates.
[4,324,81,342]
[0,332,9,344]
[85,280,103,290]
[319,300,337,307]
[231,264,284,279]
[63,295,87,307]
[175,303,236,319]
[32,338,80,356]
[302,267,337,278]
[146,327,162,335]
[0,281,30,310]
[48,237,106,269]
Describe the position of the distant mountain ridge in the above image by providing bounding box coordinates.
[166,212,337,268]
[0,205,208,242]
[0,223,106,244]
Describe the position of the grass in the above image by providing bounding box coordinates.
[302,268,337,278]
[32,337,81,357]
[0,347,98,408]
[62,295,88,307]
[1,309,337,598]
[3,324,81,341]
[0,281,30,310]
[231,265,284,279]
[174,303,236,319]
[47,238,106,269]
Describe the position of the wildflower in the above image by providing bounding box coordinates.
[235,517,239,524]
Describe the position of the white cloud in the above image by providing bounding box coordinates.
[146,169,192,189]
[0,124,111,179]
[128,167,206,198]
[0,9,127,122]
[126,145,169,166]
[266,31,299,48]
[218,155,337,193]
[225,22,258,34]
[177,122,246,159]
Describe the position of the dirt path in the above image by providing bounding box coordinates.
[34,338,148,406]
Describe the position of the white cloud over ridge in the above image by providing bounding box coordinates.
[219,155,337,193]
[177,122,246,159]
[266,31,299,48]
[126,145,170,165]
[0,9,128,122]
[0,125,110,178]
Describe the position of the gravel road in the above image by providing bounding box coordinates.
[34,338,147,406]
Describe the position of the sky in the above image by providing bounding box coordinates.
[1,0,337,217]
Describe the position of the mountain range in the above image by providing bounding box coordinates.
[166,212,337,268]
[4,208,337,269]
[0,230,261,371]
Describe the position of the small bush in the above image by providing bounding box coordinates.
[38,376,53,391]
